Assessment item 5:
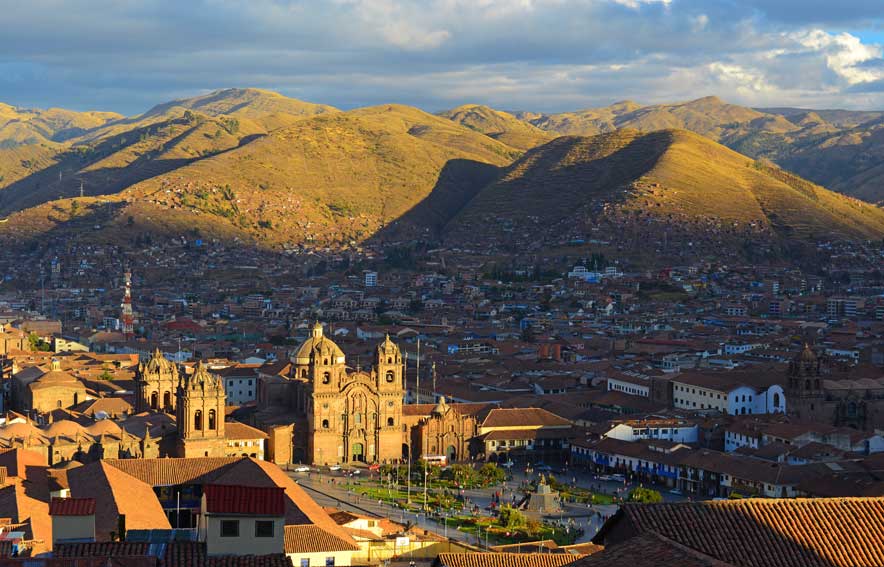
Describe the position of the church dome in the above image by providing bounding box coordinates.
[798,344,818,363]
[292,322,346,365]
[184,361,223,391]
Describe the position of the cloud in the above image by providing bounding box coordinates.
[0,0,883,113]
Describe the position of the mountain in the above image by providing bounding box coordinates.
[0,89,338,214]
[444,129,884,259]
[0,104,520,248]
[438,104,554,150]
[517,97,884,204]
[0,102,121,147]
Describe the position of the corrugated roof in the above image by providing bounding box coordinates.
[204,484,285,517]
[49,497,96,516]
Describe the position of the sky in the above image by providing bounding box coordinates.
[3,0,884,115]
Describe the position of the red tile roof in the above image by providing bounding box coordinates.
[284,524,359,553]
[49,497,95,516]
[572,532,733,567]
[204,484,285,517]
[598,497,884,567]
[435,553,581,567]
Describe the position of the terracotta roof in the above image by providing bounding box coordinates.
[204,484,285,516]
[162,541,294,567]
[599,497,884,567]
[225,421,268,440]
[435,553,581,567]
[284,524,359,553]
[67,461,171,540]
[49,497,96,516]
[54,541,150,557]
[103,457,241,486]
[572,532,733,567]
[482,408,571,429]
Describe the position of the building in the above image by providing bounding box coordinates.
[364,271,378,288]
[786,345,884,430]
[590,497,884,567]
[135,349,179,413]
[671,369,786,416]
[176,361,227,458]
[257,322,405,465]
[201,484,285,557]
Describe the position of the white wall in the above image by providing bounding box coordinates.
[288,549,353,567]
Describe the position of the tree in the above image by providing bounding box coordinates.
[27,332,51,352]
[498,505,527,529]
[478,463,505,485]
[628,487,663,503]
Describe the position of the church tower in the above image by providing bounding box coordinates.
[374,335,405,462]
[176,361,226,458]
[787,344,824,421]
[135,349,179,413]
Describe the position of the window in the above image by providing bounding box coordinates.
[301,560,310,567]
[220,519,239,537]
[323,372,331,384]
[387,417,394,427]
[326,557,335,567]
[194,410,203,431]
[255,520,274,538]
[208,409,217,430]
[386,370,395,383]
[322,419,329,429]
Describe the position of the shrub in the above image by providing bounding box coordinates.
[628,487,663,503]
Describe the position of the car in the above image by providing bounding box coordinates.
[596,474,613,481]
[329,465,342,471]
[368,464,381,471]
[669,488,684,495]
[611,474,626,482]
[293,465,311,473]
[536,464,554,472]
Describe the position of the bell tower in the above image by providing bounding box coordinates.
[375,335,404,462]
[135,349,179,413]
[176,361,226,458]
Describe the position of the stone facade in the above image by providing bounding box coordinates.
[787,345,884,430]
[175,361,227,458]
[135,349,179,413]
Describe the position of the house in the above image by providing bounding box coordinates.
[201,484,285,557]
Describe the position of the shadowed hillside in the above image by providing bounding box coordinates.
[444,129,884,254]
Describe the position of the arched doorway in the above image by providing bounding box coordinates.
[352,443,365,463]
[446,445,457,463]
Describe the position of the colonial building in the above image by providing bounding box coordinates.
[176,361,227,458]
[787,344,884,430]
[293,322,404,465]
[134,348,179,413]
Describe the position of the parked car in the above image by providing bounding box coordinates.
[293,465,311,473]
[329,465,342,471]
[611,474,626,482]
[669,488,684,495]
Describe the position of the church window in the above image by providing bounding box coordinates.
[57,400,62,408]
[208,410,217,430]
[150,392,158,409]
[323,403,329,409]
[322,419,330,429]
[323,372,331,384]
[301,369,307,378]
[324,359,329,365]
[386,371,395,383]
[388,357,392,364]
[194,410,203,431]
[163,391,171,409]
[356,413,362,424]
[387,401,394,407]
[387,417,394,427]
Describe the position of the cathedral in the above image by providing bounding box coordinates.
[289,322,405,464]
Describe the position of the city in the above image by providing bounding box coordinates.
[1,1,884,566]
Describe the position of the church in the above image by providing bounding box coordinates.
[255,322,492,466]
[787,344,884,430]
[287,322,405,464]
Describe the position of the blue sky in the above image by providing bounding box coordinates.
[2,0,884,115]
